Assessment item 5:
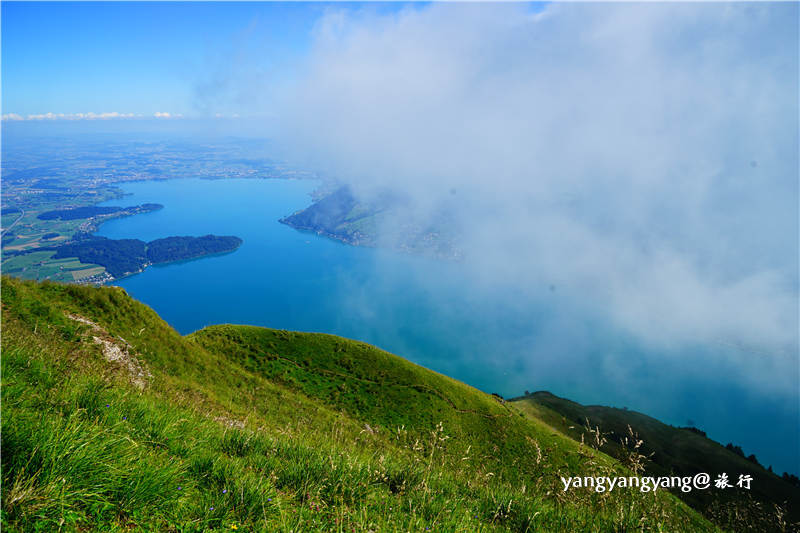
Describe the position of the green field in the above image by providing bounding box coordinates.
[0,277,721,532]
[1,212,23,230]
[1,214,85,251]
[1,181,122,276]
[70,266,105,280]
[1,251,105,282]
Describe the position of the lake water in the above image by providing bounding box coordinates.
[97,177,798,474]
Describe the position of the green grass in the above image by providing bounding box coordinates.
[511,392,800,532]
[1,277,718,531]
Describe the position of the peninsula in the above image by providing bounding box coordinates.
[50,234,244,280]
[280,186,463,260]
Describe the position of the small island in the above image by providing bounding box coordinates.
[51,234,243,279]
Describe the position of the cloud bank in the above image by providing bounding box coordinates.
[1,111,138,121]
[1,111,188,121]
[272,3,798,395]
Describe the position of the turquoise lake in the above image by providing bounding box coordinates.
[97,177,798,474]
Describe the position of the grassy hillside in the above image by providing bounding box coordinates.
[511,392,799,532]
[1,277,718,531]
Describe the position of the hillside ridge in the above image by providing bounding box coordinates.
[0,277,772,531]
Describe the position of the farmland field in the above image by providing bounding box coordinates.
[1,250,105,281]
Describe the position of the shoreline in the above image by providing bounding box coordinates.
[105,243,244,285]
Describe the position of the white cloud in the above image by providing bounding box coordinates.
[153,112,184,118]
[2,111,142,121]
[84,111,135,120]
[272,3,798,394]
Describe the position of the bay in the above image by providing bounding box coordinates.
[96,177,799,474]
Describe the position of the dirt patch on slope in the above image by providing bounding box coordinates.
[66,313,151,389]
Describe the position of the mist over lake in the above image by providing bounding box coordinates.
[96,177,798,474]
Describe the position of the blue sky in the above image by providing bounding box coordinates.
[1,2,398,117]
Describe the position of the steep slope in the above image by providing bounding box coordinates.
[511,392,799,532]
[1,277,716,532]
